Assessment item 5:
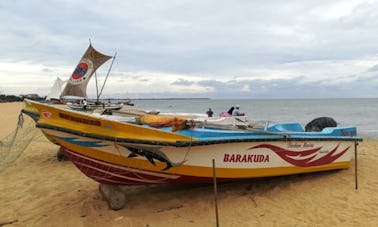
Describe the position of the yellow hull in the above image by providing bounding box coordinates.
[39,127,354,184]
[25,99,358,185]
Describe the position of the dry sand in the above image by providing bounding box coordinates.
[0,102,377,227]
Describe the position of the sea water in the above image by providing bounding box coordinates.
[121,98,377,139]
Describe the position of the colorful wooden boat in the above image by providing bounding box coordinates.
[66,102,123,111]
[24,99,362,186]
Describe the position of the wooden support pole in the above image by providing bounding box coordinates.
[212,159,219,227]
[354,140,358,190]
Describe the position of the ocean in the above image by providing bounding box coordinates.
[123,98,377,139]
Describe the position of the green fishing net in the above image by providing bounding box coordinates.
[0,114,37,172]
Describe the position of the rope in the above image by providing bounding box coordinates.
[18,113,24,128]
[182,129,193,163]
[113,137,123,156]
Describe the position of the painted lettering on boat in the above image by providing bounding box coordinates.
[223,154,269,163]
[288,142,314,148]
[59,113,101,126]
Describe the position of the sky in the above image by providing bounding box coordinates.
[1,0,378,99]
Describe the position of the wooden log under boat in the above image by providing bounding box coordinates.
[99,184,126,210]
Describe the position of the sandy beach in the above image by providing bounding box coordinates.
[0,102,377,227]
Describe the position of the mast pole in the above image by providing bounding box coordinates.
[99,52,117,98]
[95,71,99,102]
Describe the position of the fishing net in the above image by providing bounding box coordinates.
[0,113,38,172]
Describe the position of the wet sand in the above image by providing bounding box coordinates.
[0,102,377,226]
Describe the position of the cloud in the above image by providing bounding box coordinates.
[1,0,378,98]
[367,64,378,72]
[171,79,195,86]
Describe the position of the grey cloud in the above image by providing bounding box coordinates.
[367,64,378,72]
[157,76,375,99]
[171,79,195,86]
[1,0,378,98]
[41,68,53,73]
[139,78,150,82]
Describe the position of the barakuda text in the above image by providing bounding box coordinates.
[223,154,269,163]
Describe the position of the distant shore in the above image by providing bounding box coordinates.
[0,94,44,103]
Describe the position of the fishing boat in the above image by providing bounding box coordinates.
[24,99,362,186]
[66,101,124,111]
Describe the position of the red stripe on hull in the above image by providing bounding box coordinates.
[62,148,232,185]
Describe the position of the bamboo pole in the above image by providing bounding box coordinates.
[99,52,117,98]
[212,159,219,227]
[94,71,99,102]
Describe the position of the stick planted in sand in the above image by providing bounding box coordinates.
[212,159,219,227]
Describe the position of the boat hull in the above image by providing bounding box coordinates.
[26,99,361,186]
[40,127,355,185]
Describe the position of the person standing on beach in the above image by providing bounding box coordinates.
[227,106,235,115]
[232,104,244,116]
[82,98,88,111]
[206,108,214,117]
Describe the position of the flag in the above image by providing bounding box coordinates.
[60,44,112,98]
